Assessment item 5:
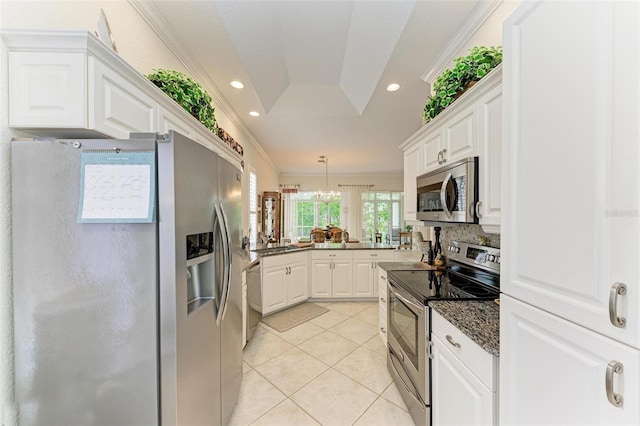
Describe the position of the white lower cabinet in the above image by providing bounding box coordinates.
[501,295,640,426]
[352,250,394,298]
[261,252,308,316]
[432,310,497,426]
[377,265,388,345]
[310,251,353,298]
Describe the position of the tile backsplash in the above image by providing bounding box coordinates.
[413,224,500,251]
[441,224,500,249]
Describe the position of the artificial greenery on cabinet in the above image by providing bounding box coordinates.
[146,69,217,131]
[423,46,502,124]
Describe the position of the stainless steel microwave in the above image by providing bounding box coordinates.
[416,157,478,223]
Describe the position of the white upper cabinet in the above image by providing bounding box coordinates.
[400,65,502,227]
[2,30,241,169]
[502,0,640,348]
[477,84,502,233]
[88,57,157,138]
[403,143,421,222]
[8,51,87,128]
[441,102,478,167]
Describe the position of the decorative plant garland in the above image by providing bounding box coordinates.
[423,46,502,124]
[146,69,244,157]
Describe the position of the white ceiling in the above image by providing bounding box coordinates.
[145,0,483,175]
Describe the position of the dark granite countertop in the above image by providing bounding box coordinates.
[378,262,435,271]
[429,300,500,357]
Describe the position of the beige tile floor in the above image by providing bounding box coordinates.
[229,301,415,426]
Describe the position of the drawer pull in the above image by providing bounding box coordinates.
[380,327,386,333]
[380,275,386,280]
[380,297,386,303]
[445,335,461,349]
[606,361,624,407]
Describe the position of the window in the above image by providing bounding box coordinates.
[290,191,340,239]
[362,191,403,243]
[249,171,258,245]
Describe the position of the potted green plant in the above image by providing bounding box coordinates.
[423,46,502,124]
[146,69,217,132]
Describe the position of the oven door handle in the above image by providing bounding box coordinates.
[440,172,453,219]
[389,283,423,312]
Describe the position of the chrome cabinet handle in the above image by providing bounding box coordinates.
[380,327,386,333]
[475,201,483,219]
[441,149,447,163]
[609,282,627,328]
[437,151,443,165]
[445,335,461,349]
[606,361,624,407]
[380,275,386,280]
[380,297,386,302]
[426,341,434,360]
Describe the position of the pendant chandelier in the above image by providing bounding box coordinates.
[316,155,338,204]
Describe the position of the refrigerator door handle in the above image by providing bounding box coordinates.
[212,201,224,319]
[218,201,233,321]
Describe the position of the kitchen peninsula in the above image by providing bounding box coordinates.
[251,242,399,317]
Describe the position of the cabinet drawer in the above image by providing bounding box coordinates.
[311,250,353,261]
[432,310,497,390]
[262,251,308,268]
[352,250,394,260]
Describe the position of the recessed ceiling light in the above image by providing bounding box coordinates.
[386,83,400,92]
[230,80,245,89]
[249,111,260,117]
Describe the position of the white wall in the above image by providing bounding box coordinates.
[0,2,278,424]
[454,0,522,58]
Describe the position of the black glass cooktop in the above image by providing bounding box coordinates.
[387,261,500,305]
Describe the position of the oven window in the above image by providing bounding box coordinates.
[389,291,419,371]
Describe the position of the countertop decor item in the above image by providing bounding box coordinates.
[146,69,217,132]
[423,46,502,124]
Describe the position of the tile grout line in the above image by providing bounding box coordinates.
[239,301,410,425]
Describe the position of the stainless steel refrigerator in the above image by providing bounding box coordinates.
[11,131,243,425]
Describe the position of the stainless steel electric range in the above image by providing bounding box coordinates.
[386,240,500,426]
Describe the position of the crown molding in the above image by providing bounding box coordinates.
[420,0,503,88]
[127,0,278,172]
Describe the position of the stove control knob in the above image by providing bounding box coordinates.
[497,256,501,264]
[457,247,461,253]
[488,255,495,262]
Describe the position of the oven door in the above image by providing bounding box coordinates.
[387,280,427,403]
[416,157,478,223]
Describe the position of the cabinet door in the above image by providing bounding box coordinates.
[8,51,86,128]
[432,335,495,426]
[477,85,502,233]
[501,295,640,426]
[311,260,332,298]
[158,106,194,139]
[353,260,374,297]
[422,128,443,172]
[331,260,353,298]
[502,0,640,347]
[88,57,157,138]
[262,267,287,315]
[403,143,421,222]
[287,262,308,305]
[442,103,477,165]
[377,266,388,345]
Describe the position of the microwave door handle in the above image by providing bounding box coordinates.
[440,172,453,219]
